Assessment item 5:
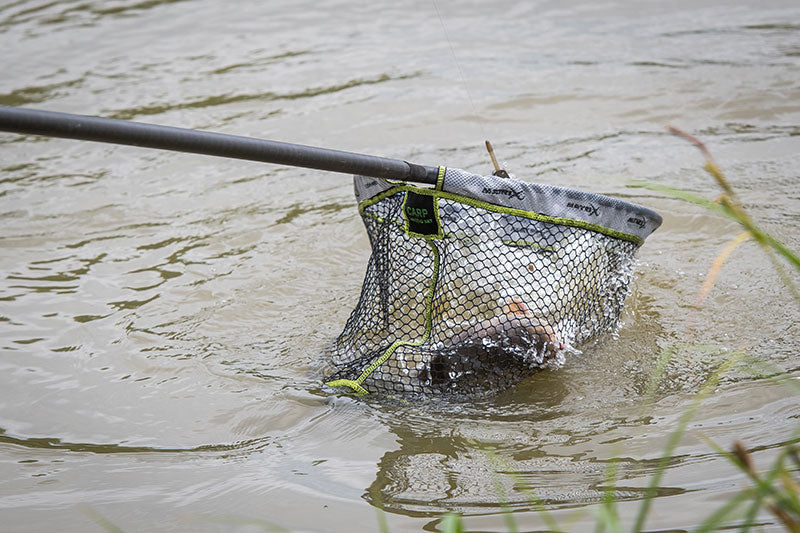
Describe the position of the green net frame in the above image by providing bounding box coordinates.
[325,167,662,397]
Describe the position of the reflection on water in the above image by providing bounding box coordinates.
[1,0,800,531]
[359,295,668,517]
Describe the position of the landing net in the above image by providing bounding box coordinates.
[325,167,661,397]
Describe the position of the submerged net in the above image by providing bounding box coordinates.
[325,167,661,397]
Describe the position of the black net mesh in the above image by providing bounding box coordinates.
[325,169,659,397]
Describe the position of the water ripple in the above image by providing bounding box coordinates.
[107,73,416,120]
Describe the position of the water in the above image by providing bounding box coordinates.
[1,0,799,531]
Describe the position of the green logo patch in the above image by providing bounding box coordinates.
[403,190,441,238]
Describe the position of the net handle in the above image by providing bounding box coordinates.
[0,106,440,184]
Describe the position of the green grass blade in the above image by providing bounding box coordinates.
[693,489,757,533]
[631,181,800,277]
[373,494,390,533]
[485,447,564,532]
[77,505,124,533]
[441,513,464,533]
[702,434,800,532]
[183,514,290,532]
[600,459,622,533]
[594,458,623,533]
[633,350,745,532]
[628,182,731,218]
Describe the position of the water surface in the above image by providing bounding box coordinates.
[1,0,799,531]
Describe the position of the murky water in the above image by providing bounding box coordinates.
[1,0,799,531]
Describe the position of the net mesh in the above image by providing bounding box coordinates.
[325,168,660,397]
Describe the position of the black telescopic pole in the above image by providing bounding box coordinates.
[0,106,440,184]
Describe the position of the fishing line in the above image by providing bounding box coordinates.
[430,0,489,147]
